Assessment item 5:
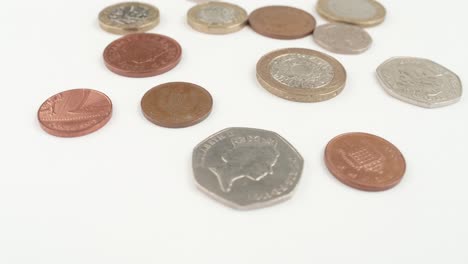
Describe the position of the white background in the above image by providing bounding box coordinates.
[0,0,467,263]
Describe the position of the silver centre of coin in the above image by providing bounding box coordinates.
[269,54,335,89]
[327,0,376,20]
[377,57,463,108]
[192,127,304,210]
[197,5,237,24]
[108,5,150,25]
[313,23,372,54]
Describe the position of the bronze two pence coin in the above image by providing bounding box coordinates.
[141,82,213,128]
[324,132,406,191]
[38,89,112,137]
[103,33,182,78]
[248,6,316,39]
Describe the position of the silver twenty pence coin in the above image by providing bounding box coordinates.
[313,23,372,54]
[192,127,304,210]
[377,57,462,108]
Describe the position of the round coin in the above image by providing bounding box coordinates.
[141,82,213,128]
[103,33,182,78]
[376,57,463,108]
[187,1,248,34]
[99,2,160,34]
[193,127,304,210]
[256,48,346,102]
[313,23,372,54]
[38,89,112,137]
[325,132,406,191]
[248,6,316,39]
[316,0,386,27]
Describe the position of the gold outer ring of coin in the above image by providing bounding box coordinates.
[316,0,386,27]
[99,2,160,34]
[256,48,346,103]
[187,1,248,34]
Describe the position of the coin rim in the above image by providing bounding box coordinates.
[376,56,463,108]
[187,1,248,34]
[98,2,160,35]
[256,48,346,102]
[140,82,213,128]
[316,0,386,27]
[38,88,113,137]
[103,33,182,78]
[313,23,373,54]
[324,132,406,191]
[192,127,304,210]
[248,5,316,39]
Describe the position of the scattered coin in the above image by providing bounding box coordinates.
[313,23,372,54]
[376,57,463,108]
[325,132,406,191]
[248,6,316,39]
[141,82,213,128]
[99,2,160,34]
[256,48,346,102]
[38,89,112,137]
[187,1,248,34]
[193,127,304,209]
[316,0,386,27]
[103,33,182,78]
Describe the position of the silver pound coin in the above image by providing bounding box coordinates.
[313,23,372,54]
[192,127,304,210]
[377,57,462,108]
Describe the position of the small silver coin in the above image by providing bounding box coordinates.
[192,127,304,210]
[313,23,372,54]
[377,57,462,108]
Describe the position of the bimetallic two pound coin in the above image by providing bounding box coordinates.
[249,6,316,39]
[141,82,213,128]
[316,0,386,27]
[313,23,372,54]
[377,57,463,108]
[99,2,160,34]
[38,89,112,137]
[256,48,346,102]
[325,132,406,191]
[187,1,248,34]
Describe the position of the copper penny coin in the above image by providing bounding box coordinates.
[324,132,406,191]
[248,6,316,39]
[103,33,182,78]
[141,82,213,128]
[38,89,112,137]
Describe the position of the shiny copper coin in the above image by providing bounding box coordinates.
[141,82,213,128]
[248,6,316,39]
[38,89,112,137]
[325,132,406,191]
[103,33,182,78]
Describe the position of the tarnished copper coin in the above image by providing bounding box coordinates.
[38,89,112,137]
[103,33,182,78]
[141,82,213,128]
[325,132,406,191]
[248,6,316,39]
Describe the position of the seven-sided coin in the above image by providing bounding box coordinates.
[316,0,386,27]
[193,127,304,210]
[99,2,160,34]
[187,1,248,34]
[313,23,372,54]
[377,57,463,108]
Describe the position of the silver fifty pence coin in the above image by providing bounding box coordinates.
[192,127,304,210]
[313,23,372,54]
[377,57,462,108]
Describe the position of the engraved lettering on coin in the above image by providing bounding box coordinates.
[99,2,160,34]
[377,57,463,108]
[270,54,334,89]
[316,0,386,26]
[325,132,406,191]
[313,23,372,54]
[192,127,304,210]
[187,2,248,34]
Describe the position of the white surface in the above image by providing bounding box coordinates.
[0,0,467,263]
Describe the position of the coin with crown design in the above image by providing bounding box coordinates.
[187,1,248,34]
[193,127,304,210]
[99,2,160,34]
